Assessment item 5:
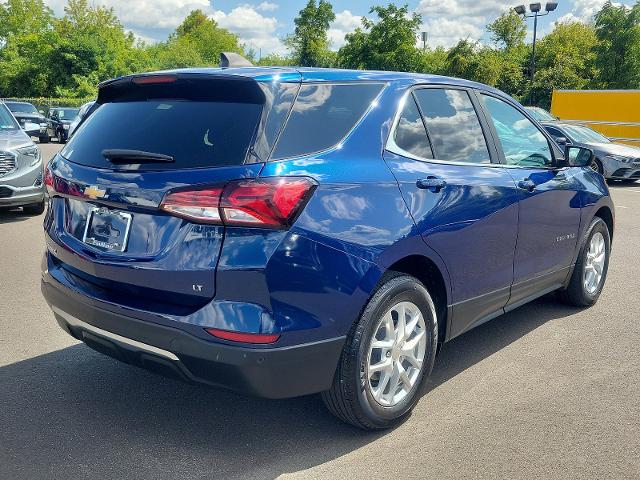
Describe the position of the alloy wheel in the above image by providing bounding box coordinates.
[366,301,427,407]
[584,232,606,295]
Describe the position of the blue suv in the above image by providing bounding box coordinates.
[41,65,614,429]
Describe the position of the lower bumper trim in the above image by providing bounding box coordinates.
[52,306,179,361]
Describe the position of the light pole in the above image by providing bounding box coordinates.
[514,3,558,85]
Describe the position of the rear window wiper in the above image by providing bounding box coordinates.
[102,149,174,164]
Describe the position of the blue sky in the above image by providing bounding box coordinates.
[43,1,635,56]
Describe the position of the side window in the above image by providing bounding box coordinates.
[392,95,433,159]
[272,83,384,159]
[413,88,491,164]
[544,126,563,139]
[482,95,553,167]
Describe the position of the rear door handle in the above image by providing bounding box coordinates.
[417,177,447,192]
[517,179,536,192]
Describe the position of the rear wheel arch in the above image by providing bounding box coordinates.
[384,255,449,344]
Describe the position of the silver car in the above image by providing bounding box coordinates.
[543,122,640,183]
[0,102,45,214]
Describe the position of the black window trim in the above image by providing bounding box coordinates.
[476,90,565,170]
[386,84,501,167]
[268,81,389,162]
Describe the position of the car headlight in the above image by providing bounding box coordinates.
[63,124,69,129]
[14,144,42,166]
[39,122,47,128]
[605,154,633,163]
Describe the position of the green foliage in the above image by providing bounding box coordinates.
[338,4,422,72]
[487,11,526,50]
[593,1,640,89]
[285,0,335,67]
[526,21,599,107]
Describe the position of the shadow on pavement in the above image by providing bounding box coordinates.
[0,295,576,480]
[0,208,36,224]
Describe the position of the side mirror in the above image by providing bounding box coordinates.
[39,110,45,115]
[565,146,594,167]
[555,137,568,146]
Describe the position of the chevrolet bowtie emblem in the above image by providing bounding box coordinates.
[84,185,107,199]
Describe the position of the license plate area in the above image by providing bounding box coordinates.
[82,207,132,252]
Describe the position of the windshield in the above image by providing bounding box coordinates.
[0,104,19,130]
[526,107,556,121]
[563,125,611,144]
[57,108,79,119]
[5,102,38,114]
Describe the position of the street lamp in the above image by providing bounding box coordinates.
[514,2,558,84]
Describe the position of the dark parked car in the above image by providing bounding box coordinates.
[543,122,640,182]
[68,101,95,138]
[0,102,45,214]
[46,107,79,144]
[42,64,614,430]
[4,101,49,143]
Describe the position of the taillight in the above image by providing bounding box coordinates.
[204,328,280,344]
[43,163,54,192]
[160,177,316,228]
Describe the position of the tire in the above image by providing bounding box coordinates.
[589,158,603,175]
[57,130,66,144]
[321,273,438,430]
[23,200,45,215]
[39,135,50,144]
[559,217,610,307]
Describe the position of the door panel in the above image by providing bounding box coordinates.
[479,94,582,306]
[385,87,520,339]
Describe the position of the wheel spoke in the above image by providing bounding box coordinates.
[403,354,423,370]
[369,359,393,374]
[371,339,394,349]
[402,330,425,353]
[395,304,406,342]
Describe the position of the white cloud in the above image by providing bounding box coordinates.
[415,0,510,48]
[212,5,284,55]
[256,1,278,12]
[328,10,362,49]
[568,0,609,21]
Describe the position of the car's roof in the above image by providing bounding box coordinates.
[124,66,505,96]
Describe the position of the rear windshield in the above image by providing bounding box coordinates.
[61,100,263,170]
[6,102,38,114]
[271,83,384,159]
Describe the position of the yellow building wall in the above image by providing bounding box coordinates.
[550,90,640,146]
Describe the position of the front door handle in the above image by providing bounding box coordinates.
[517,179,536,192]
[417,176,447,192]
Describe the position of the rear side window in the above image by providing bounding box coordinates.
[272,83,384,159]
[61,100,263,170]
[414,88,491,164]
[393,95,433,159]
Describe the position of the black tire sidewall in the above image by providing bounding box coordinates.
[352,276,438,426]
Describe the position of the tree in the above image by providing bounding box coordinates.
[150,9,243,69]
[285,0,335,67]
[593,1,640,89]
[338,4,422,72]
[487,10,526,51]
[518,21,599,108]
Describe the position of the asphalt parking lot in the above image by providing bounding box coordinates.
[1,142,638,480]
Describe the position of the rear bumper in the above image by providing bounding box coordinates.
[41,276,345,399]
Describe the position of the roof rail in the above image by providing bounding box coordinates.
[220,52,254,68]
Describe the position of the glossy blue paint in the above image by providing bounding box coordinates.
[43,66,614,352]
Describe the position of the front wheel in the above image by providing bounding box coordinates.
[39,135,50,144]
[589,158,604,175]
[322,274,438,430]
[559,217,610,307]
